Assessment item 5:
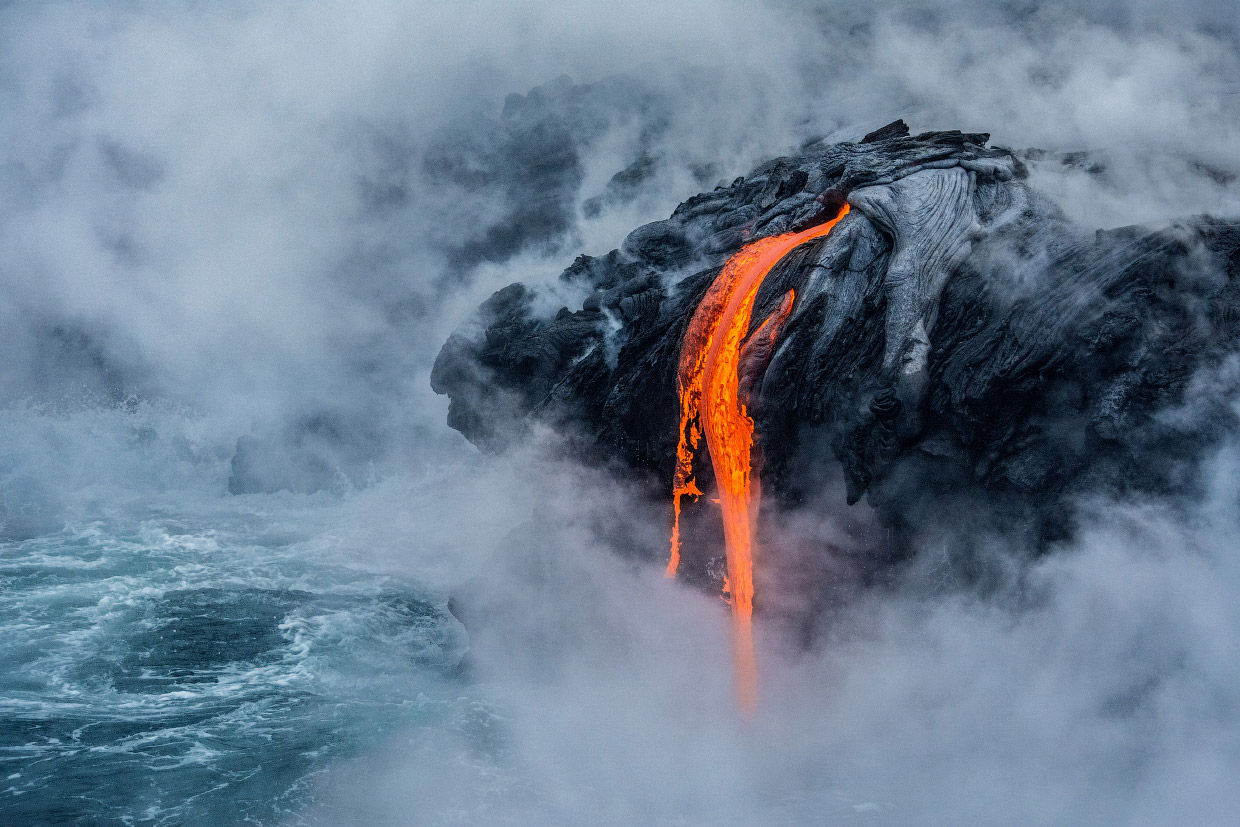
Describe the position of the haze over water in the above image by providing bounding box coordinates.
[3,2,1240,824]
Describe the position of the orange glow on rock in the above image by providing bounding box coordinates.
[668,204,849,715]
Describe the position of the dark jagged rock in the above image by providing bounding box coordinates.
[433,125,1240,570]
[424,74,670,269]
[227,412,386,495]
[232,75,673,494]
[583,153,661,218]
[861,118,910,144]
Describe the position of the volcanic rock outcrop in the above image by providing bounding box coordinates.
[228,75,678,495]
[433,120,1240,576]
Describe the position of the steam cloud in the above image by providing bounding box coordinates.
[2,1,1239,824]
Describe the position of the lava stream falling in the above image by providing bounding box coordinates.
[668,204,850,716]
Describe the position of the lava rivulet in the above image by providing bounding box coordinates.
[668,204,850,715]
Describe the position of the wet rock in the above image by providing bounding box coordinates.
[227,412,385,495]
[861,118,911,143]
[424,74,669,269]
[433,124,1240,567]
[583,153,661,217]
[621,219,692,267]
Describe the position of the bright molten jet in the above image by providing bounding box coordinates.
[668,204,850,715]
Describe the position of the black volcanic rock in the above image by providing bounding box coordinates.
[433,124,1240,568]
[230,75,673,495]
[424,74,670,269]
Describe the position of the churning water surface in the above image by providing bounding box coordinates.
[0,405,499,826]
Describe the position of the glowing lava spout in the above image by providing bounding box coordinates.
[668,204,850,715]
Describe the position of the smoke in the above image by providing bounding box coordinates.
[3,0,1237,429]
[3,0,1240,824]
[313,445,1240,826]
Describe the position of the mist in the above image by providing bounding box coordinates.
[2,1,1239,824]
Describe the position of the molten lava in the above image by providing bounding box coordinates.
[668,204,850,715]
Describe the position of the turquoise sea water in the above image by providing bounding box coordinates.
[0,407,477,826]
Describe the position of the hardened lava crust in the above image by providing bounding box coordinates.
[433,119,1240,568]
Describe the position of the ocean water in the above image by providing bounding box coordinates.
[6,405,1240,827]
[0,406,486,826]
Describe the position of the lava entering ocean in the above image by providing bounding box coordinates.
[668,204,850,715]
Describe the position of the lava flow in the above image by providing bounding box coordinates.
[668,203,850,715]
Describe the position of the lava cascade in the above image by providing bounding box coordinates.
[668,204,850,715]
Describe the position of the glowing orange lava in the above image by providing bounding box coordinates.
[668,204,850,715]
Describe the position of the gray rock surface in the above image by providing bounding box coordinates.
[433,120,1240,572]
[228,75,676,494]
